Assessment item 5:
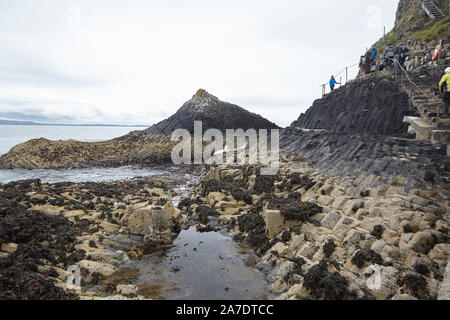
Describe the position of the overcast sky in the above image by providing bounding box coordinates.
[0,0,399,127]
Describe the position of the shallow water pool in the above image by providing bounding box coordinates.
[131,227,269,300]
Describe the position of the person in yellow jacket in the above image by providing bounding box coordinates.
[439,67,450,118]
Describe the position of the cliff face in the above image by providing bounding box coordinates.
[396,0,448,24]
[376,0,449,51]
[145,89,279,135]
[290,76,413,136]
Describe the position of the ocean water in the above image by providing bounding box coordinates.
[0,125,144,156]
[0,166,177,184]
[0,125,170,183]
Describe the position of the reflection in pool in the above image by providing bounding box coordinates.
[132,227,269,300]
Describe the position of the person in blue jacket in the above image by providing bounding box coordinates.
[371,47,377,61]
[330,76,340,92]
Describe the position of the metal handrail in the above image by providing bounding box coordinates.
[388,57,441,103]
[319,63,359,96]
[387,57,443,125]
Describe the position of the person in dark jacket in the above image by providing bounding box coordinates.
[359,56,366,76]
[329,76,340,92]
[365,50,372,75]
[384,45,396,68]
[395,43,409,69]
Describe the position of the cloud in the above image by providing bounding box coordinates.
[0,0,399,127]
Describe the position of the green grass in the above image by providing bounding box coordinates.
[373,4,449,53]
[412,15,450,41]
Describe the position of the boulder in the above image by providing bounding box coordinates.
[116,285,140,297]
[122,198,183,236]
[263,206,303,238]
[406,230,435,254]
[321,212,341,229]
[78,260,117,277]
[1,243,18,253]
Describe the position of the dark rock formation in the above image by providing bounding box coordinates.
[144,89,279,135]
[290,76,414,136]
[280,129,450,186]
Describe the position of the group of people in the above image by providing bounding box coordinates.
[358,43,410,76]
[326,47,450,119]
[382,43,409,70]
[328,66,449,118]
[359,47,378,76]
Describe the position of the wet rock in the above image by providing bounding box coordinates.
[428,244,450,267]
[397,271,431,299]
[78,260,117,277]
[351,250,384,269]
[122,199,182,236]
[267,261,296,283]
[143,231,176,249]
[407,230,436,254]
[253,174,276,194]
[361,265,398,300]
[321,212,341,229]
[279,173,314,192]
[256,253,278,273]
[116,284,140,297]
[102,268,141,288]
[1,243,18,253]
[201,179,253,205]
[267,197,322,222]
[370,225,384,240]
[195,224,213,233]
[0,269,76,300]
[322,239,337,258]
[438,261,450,300]
[343,230,365,246]
[303,260,356,300]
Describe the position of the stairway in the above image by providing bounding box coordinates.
[422,0,445,20]
[400,75,450,155]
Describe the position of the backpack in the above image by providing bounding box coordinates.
[386,47,395,58]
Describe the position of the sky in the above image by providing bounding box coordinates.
[0,0,399,127]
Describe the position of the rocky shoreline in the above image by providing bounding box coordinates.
[183,160,450,300]
[0,168,201,300]
[1,153,449,300]
[0,132,176,170]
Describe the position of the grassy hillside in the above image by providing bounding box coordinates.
[373,1,449,53]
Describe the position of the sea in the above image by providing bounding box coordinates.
[0,125,163,183]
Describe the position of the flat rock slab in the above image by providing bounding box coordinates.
[438,261,450,300]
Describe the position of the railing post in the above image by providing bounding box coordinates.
[346,67,348,84]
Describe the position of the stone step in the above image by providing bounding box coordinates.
[439,119,450,126]
[424,107,445,113]
[403,116,435,141]
[431,129,450,145]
